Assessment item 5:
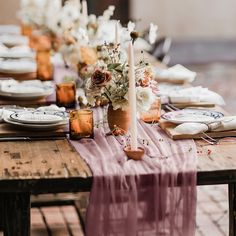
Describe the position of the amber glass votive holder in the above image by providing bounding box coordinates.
[56,82,76,108]
[36,50,53,80]
[21,24,33,37]
[69,110,94,140]
[140,97,161,123]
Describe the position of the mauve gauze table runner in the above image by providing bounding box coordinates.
[70,107,197,236]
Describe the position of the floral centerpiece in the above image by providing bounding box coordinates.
[57,3,116,79]
[85,42,157,134]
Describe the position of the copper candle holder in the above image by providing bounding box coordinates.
[140,97,161,123]
[56,82,76,108]
[123,146,145,161]
[69,109,94,140]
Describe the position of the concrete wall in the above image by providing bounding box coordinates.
[130,0,236,39]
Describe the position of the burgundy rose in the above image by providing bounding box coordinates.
[91,69,111,87]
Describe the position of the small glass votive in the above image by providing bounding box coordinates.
[56,82,76,108]
[36,50,53,80]
[21,24,33,37]
[140,97,161,123]
[69,110,94,140]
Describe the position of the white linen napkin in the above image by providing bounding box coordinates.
[174,116,236,135]
[0,44,35,59]
[37,104,66,112]
[155,64,196,83]
[159,86,225,106]
[0,59,37,73]
[0,79,53,94]
[0,34,29,46]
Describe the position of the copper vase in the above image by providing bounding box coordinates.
[107,105,130,135]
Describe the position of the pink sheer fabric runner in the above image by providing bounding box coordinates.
[70,107,197,236]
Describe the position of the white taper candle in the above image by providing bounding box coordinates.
[128,41,138,150]
[115,20,120,45]
[82,0,88,25]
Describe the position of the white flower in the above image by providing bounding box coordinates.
[71,28,89,45]
[127,21,136,33]
[89,14,97,24]
[112,98,129,111]
[136,87,156,111]
[149,23,158,44]
[77,88,88,105]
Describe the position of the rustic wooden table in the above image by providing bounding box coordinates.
[0,138,236,235]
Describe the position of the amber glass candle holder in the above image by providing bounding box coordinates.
[21,24,33,37]
[140,97,161,123]
[36,50,53,80]
[56,82,76,108]
[29,34,51,51]
[69,110,94,140]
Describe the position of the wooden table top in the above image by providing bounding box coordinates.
[0,52,235,192]
[0,136,236,193]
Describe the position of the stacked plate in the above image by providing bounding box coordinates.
[0,79,54,100]
[4,110,69,130]
[161,108,224,124]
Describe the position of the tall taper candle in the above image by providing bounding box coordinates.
[115,20,120,45]
[82,0,88,25]
[128,41,138,150]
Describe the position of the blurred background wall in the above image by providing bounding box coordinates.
[0,0,20,24]
[1,0,236,40]
[130,0,236,39]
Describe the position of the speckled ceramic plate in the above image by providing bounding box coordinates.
[161,109,224,124]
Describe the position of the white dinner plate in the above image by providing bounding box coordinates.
[161,109,224,124]
[9,111,68,124]
[0,90,53,100]
[4,116,68,130]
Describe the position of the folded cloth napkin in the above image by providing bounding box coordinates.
[0,25,21,35]
[0,58,37,73]
[0,43,35,59]
[174,116,236,135]
[0,34,29,46]
[37,104,66,112]
[159,86,225,106]
[0,79,53,94]
[155,64,197,83]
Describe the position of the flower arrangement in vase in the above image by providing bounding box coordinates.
[85,42,157,135]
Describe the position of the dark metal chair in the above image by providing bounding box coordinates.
[151,37,172,65]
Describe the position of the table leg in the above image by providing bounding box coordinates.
[229,184,236,236]
[0,194,3,231]
[3,192,30,236]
